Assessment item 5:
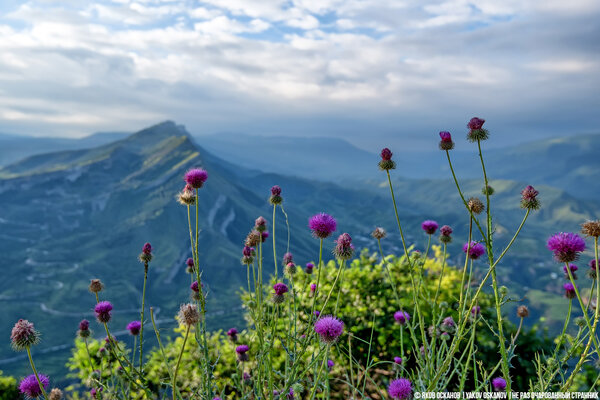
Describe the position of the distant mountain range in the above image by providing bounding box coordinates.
[0,122,598,382]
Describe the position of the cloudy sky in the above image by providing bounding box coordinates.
[0,0,598,150]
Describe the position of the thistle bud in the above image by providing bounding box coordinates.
[581,220,600,238]
[284,262,297,276]
[467,197,485,215]
[378,148,396,170]
[372,227,386,240]
[269,185,283,205]
[178,303,200,326]
[139,242,153,263]
[516,305,529,318]
[89,279,104,293]
[11,319,40,351]
[438,131,454,150]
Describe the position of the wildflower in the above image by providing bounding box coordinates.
[78,319,91,339]
[467,197,485,215]
[517,305,529,318]
[327,360,334,370]
[589,260,598,279]
[314,315,344,344]
[177,303,200,326]
[305,262,314,274]
[245,230,261,247]
[372,227,386,240]
[309,213,337,239]
[89,279,104,294]
[563,264,578,279]
[184,168,208,189]
[463,241,486,260]
[272,283,289,304]
[333,233,354,260]
[261,231,269,242]
[90,387,102,399]
[521,185,540,210]
[269,185,283,205]
[11,319,40,351]
[227,328,238,342]
[563,282,576,299]
[241,246,254,265]
[439,131,454,150]
[186,258,195,273]
[313,310,320,317]
[49,388,63,400]
[467,117,489,142]
[440,225,453,244]
[286,388,295,399]
[242,372,251,382]
[236,344,250,362]
[284,262,297,276]
[492,377,507,391]
[394,356,403,365]
[177,185,196,206]
[310,283,317,292]
[190,281,202,293]
[482,185,495,196]
[282,252,294,265]
[388,378,412,400]
[126,321,142,336]
[139,242,153,263]
[441,332,451,340]
[421,220,439,235]
[19,374,49,399]
[471,306,481,318]
[378,148,396,170]
[255,216,267,232]
[441,316,456,333]
[582,220,600,238]
[547,232,586,263]
[393,311,410,325]
[94,301,113,323]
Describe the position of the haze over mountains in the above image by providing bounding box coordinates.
[0,122,598,382]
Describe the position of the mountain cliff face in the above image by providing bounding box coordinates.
[0,121,597,380]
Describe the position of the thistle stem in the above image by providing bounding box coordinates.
[172,325,191,400]
[139,262,148,375]
[26,346,49,400]
[272,204,278,278]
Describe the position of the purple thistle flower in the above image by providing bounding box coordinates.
[471,306,481,317]
[440,225,453,236]
[126,321,141,336]
[142,242,152,255]
[271,185,281,196]
[591,260,598,270]
[388,378,412,400]
[563,264,578,279]
[282,252,294,266]
[394,311,410,325]
[492,377,507,391]
[327,359,334,369]
[421,220,439,235]
[394,356,403,364]
[309,213,337,239]
[19,374,49,398]
[310,283,317,292]
[227,328,238,342]
[333,233,354,260]
[468,117,485,130]
[381,148,393,160]
[255,216,267,232]
[286,388,295,399]
[186,258,194,268]
[261,231,269,242]
[79,319,90,331]
[273,283,289,296]
[463,241,486,260]
[547,232,586,263]
[90,387,103,399]
[269,185,283,205]
[439,131,455,150]
[242,246,253,257]
[94,301,113,323]
[190,281,202,293]
[243,372,251,381]
[236,344,249,362]
[314,315,344,344]
[442,316,455,327]
[563,282,576,299]
[11,319,40,351]
[378,147,396,170]
[521,185,540,210]
[184,168,208,189]
[313,310,320,317]
[305,262,314,274]
[467,117,489,141]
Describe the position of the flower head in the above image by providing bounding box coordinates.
[394,356,403,365]
[191,281,201,293]
[255,216,267,232]
[310,283,317,292]
[226,328,238,342]
[463,241,486,260]
[467,197,485,214]
[78,319,91,338]
[471,306,481,317]
[439,131,454,150]
[314,315,344,344]
[333,233,354,260]
[388,378,412,400]
[305,262,314,274]
[185,258,195,273]
[90,387,102,399]
[521,185,540,210]
[19,374,49,398]
[245,230,261,247]
[327,359,334,370]
[139,242,153,263]
[94,301,113,323]
[126,321,142,336]
[11,319,40,351]
[492,377,507,392]
[49,388,63,400]
[421,220,439,235]
[184,168,208,189]
[517,305,529,318]
[309,213,337,239]
[393,311,410,325]
[236,344,250,362]
[282,252,294,265]
[261,231,269,242]
[467,117,489,142]
[272,282,289,304]
[177,303,200,326]
[547,232,586,263]
[89,279,104,293]
[372,227,386,240]
[378,148,396,170]
[582,220,600,238]
[440,225,453,243]
[269,185,283,205]
[284,262,297,276]
[177,185,196,205]
[563,282,576,299]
